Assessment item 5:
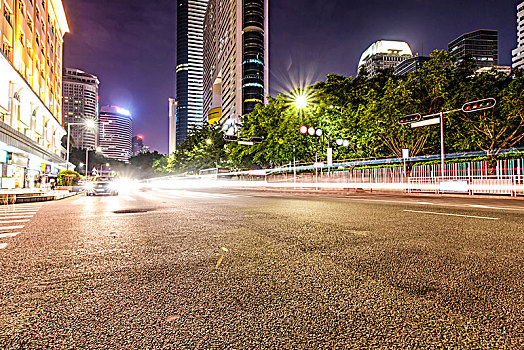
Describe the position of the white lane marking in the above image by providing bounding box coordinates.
[404,210,500,220]
[157,191,237,199]
[0,209,39,213]
[417,202,434,205]
[0,220,29,224]
[343,196,524,212]
[0,243,7,249]
[0,232,21,238]
[137,192,162,201]
[122,195,137,201]
[0,213,35,218]
[0,225,25,230]
[72,197,87,204]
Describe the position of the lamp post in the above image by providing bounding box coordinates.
[399,98,496,178]
[65,119,97,171]
[85,148,90,177]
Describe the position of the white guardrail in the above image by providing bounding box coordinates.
[408,175,524,197]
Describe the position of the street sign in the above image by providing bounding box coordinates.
[238,140,254,146]
[402,148,410,159]
[327,147,333,166]
[411,117,440,128]
[308,126,315,136]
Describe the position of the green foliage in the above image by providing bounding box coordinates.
[156,50,524,173]
[128,151,164,179]
[57,170,80,186]
[154,124,229,174]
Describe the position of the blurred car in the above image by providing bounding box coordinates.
[85,177,119,196]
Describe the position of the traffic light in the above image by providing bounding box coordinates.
[223,135,238,142]
[398,114,422,125]
[249,137,264,144]
[300,125,308,135]
[461,98,496,113]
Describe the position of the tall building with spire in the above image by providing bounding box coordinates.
[513,1,524,70]
[175,0,208,147]
[203,0,269,129]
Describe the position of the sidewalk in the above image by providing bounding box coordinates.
[0,189,77,204]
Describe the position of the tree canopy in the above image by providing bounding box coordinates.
[154,50,524,174]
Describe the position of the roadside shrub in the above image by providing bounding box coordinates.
[57,170,81,186]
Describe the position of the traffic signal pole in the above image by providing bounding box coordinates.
[440,111,445,177]
[400,98,496,179]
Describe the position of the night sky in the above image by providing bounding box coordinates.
[62,0,522,154]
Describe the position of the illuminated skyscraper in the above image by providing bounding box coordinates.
[98,106,132,163]
[513,1,524,70]
[176,0,208,147]
[448,30,498,69]
[203,0,269,128]
[62,68,99,150]
[358,40,413,77]
[0,0,69,188]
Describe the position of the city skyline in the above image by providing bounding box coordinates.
[62,0,521,154]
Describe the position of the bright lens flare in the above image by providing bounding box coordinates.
[287,88,315,113]
[85,119,97,129]
[295,94,309,109]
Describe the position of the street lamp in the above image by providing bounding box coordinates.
[65,119,97,170]
[295,94,309,109]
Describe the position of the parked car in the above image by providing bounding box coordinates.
[85,177,119,196]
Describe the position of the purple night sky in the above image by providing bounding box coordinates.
[62,0,521,154]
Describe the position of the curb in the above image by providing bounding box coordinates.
[0,192,79,205]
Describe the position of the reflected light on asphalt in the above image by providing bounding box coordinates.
[113,179,142,194]
[144,178,524,194]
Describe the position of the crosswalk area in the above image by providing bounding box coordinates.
[0,203,42,250]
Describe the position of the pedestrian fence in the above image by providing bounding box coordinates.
[259,158,524,196]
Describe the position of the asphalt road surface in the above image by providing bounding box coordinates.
[1,186,523,349]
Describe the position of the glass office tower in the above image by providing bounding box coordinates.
[175,0,208,147]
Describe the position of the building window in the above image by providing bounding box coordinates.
[2,42,12,60]
[3,6,12,26]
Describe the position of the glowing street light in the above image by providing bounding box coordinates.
[84,118,97,129]
[295,94,309,109]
